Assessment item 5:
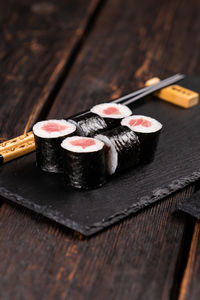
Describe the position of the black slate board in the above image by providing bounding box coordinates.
[0,75,200,236]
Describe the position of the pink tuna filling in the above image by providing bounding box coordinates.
[129,118,152,128]
[41,122,68,133]
[102,106,121,115]
[70,138,96,149]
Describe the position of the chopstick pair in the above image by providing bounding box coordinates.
[0,74,185,165]
[0,132,35,164]
[114,73,185,105]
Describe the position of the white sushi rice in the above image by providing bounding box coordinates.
[95,134,118,175]
[90,103,132,119]
[61,136,104,153]
[33,119,76,138]
[121,115,162,133]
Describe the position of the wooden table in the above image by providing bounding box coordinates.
[1,0,200,299]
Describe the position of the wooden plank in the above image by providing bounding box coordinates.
[178,221,200,300]
[0,0,200,299]
[0,0,101,139]
[48,0,200,120]
[0,189,195,300]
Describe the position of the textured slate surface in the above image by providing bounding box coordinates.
[0,75,200,236]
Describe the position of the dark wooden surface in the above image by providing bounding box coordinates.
[0,0,200,299]
[178,221,200,300]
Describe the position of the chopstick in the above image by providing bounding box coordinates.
[0,132,33,152]
[0,74,185,164]
[69,73,184,118]
[123,73,185,105]
[114,73,185,105]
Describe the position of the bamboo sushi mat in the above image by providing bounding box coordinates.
[0,74,199,236]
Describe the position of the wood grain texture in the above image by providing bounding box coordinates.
[1,0,200,299]
[0,189,195,300]
[48,0,200,119]
[0,0,100,138]
[178,221,200,300]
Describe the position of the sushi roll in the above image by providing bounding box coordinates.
[33,119,77,173]
[68,111,108,137]
[91,103,132,129]
[121,115,162,163]
[61,136,106,189]
[95,126,140,175]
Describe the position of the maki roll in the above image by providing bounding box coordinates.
[68,111,108,137]
[61,136,106,189]
[91,103,132,129]
[95,126,140,175]
[121,115,162,163]
[33,119,77,173]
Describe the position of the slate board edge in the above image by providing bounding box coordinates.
[0,186,87,235]
[0,169,200,236]
[178,205,200,219]
[177,189,200,219]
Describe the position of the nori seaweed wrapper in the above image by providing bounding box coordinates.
[134,130,161,163]
[62,146,106,189]
[34,129,77,173]
[96,126,140,175]
[102,117,122,130]
[68,111,108,137]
